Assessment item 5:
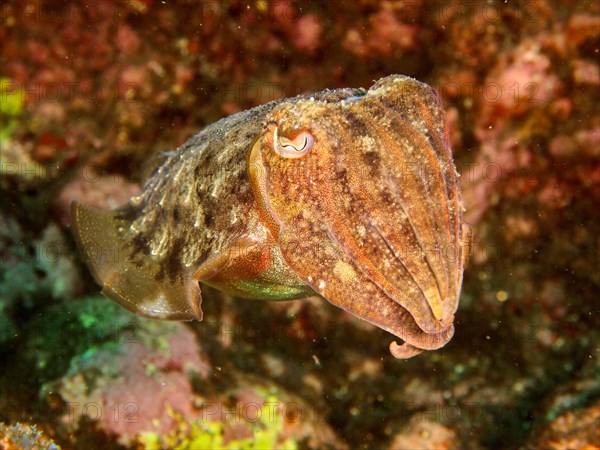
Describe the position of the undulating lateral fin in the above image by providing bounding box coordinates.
[71,201,202,321]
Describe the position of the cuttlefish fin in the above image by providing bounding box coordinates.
[71,202,202,321]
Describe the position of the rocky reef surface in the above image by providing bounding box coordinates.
[1,1,598,449]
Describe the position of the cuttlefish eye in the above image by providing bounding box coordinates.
[273,127,314,159]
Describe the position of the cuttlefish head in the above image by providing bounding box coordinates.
[248,75,469,358]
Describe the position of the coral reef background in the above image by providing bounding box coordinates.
[0,1,598,449]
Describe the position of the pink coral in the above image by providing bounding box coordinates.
[291,14,322,53]
[55,323,210,446]
[484,39,561,118]
[343,2,419,57]
[116,24,141,54]
[572,59,600,86]
[100,326,209,443]
[460,35,567,226]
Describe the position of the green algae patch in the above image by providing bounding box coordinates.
[0,78,23,144]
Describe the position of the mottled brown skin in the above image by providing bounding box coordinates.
[71,75,470,358]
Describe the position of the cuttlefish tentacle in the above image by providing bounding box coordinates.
[371,82,463,313]
[420,97,466,312]
[411,95,461,305]
[319,103,453,334]
[367,116,451,323]
[389,82,465,312]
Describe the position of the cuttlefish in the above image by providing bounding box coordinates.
[71,75,470,358]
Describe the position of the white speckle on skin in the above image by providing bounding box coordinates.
[210,178,222,197]
[130,195,142,206]
[194,213,203,228]
[173,164,186,183]
[318,280,326,289]
[151,229,169,257]
[357,225,366,237]
[182,185,194,204]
